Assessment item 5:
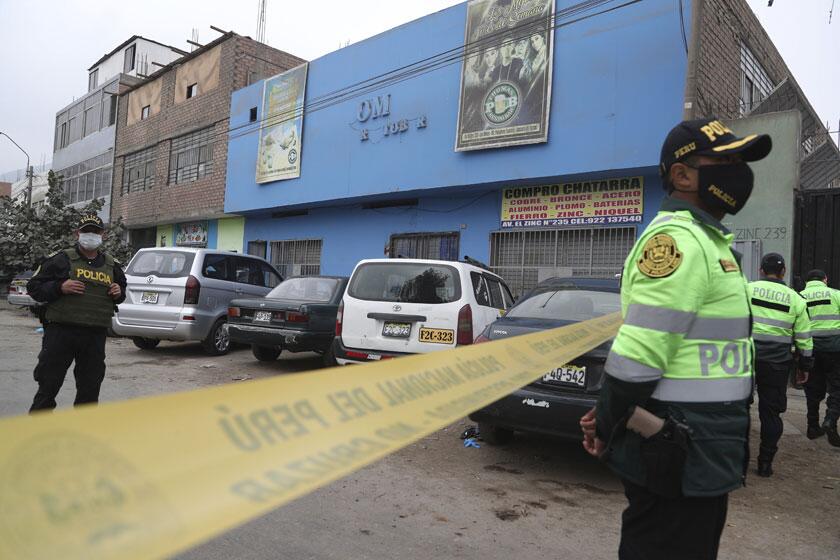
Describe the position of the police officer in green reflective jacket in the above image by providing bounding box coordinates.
[26,214,127,412]
[799,269,840,447]
[748,253,812,476]
[580,118,772,560]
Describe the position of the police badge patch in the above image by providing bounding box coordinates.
[638,233,683,278]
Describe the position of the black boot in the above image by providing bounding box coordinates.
[823,419,840,447]
[756,458,773,477]
[807,423,826,439]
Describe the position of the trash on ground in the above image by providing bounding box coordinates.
[34,327,44,334]
[461,425,480,440]
[200,363,217,369]
[232,375,251,381]
[463,437,481,449]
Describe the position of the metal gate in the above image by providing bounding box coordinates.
[390,232,459,261]
[269,239,322,277]
[733,240,762,282]
[489,227,636,297]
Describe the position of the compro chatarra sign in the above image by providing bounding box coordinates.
[256,63,308,183]
[501,177,644,228]
[455,0,555,152]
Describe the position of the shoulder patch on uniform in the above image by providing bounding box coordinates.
[719,259,739,273]
[637,233,683,278]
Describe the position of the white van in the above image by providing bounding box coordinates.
[333,258,514,364]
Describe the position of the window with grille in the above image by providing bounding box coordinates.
[739,42,774,116]
[122,146,156,194]
[389,232,459,260]
[269,239,322,277]
[169,127,214,184]
[489,227,636,298]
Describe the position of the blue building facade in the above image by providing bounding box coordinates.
[225,0,691,295]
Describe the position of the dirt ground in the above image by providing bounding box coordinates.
[1,302,838,559]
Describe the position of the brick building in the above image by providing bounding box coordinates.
[685,0,840,190]
[111,32,304,251]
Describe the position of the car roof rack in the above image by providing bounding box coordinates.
[463,255,492,271]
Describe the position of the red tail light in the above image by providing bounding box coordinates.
[286,311,308,323]
[474,329,491,344]
[184,275,201,305]
[335,300,344,336]
[457,304,473,346]
[227,307,240,318]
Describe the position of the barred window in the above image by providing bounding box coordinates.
[739,42,774,116]
[169,127,214,184]
[122,146,156,194]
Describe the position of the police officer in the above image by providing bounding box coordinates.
[27,213,127,412]
[748,253,812,476]
[799,269,840,446]
[580,117,772,559]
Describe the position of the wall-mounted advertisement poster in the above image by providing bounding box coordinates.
[455,0,555,151]
[256,63,308,183]
[176,221,209,247]
[501,177,644,228]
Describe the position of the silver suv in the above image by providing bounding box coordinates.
[113,248,282,355]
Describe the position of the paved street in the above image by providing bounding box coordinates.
[1,302,839,559]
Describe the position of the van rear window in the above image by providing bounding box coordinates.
[127,251,195,278]
[348,263,461,304]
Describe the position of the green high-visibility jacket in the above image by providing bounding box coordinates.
[800,280,840,353]
[596,197,752,497]
[748,277,813,368]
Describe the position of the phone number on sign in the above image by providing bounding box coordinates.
[501,216,642,228]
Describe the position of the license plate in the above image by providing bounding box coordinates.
[543,364,586,387]
[140,291,159,304]
[383,322,411,338]
[419,327,454,345]
[254,311,272,322]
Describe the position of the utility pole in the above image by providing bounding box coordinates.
[0,131,31,208]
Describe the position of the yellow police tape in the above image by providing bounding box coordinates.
[0,312,621,560]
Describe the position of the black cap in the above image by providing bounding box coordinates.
[760,252,785,274]
[659,117,773,180]
[806,269,827,282]
[78,213,105,231]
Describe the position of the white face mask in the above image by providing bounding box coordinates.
[78,232,103,251]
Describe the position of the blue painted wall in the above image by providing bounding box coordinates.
[225,0,690,213]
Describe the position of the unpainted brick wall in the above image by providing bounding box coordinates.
[111,35,305,228]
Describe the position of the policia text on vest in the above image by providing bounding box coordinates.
[26,246,127,412]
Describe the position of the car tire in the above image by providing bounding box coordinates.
[132,337,160,350]
[202,318,230,356]
[252,344,281,362]
[478,422,514,445]
[322,343,337,367]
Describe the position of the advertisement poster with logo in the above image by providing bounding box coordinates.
[501,177,644,228]
[256,63,308,183]
[455,0,554,152]
[176,221,208,247]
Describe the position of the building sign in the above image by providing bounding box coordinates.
[455,0,555,152]
[176,221,208,247]
[501,177,644,228]
[355,94,428,142]
[256,63,308,183]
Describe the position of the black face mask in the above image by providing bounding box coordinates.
[690,162,754,215]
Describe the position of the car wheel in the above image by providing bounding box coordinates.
[132,337,160,350]
[478,422,515,445]
[252,344,281,362]
[202,318,230,356]
[322,343,337,367]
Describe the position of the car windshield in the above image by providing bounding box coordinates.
[348,263,461,304]
[268,277,340,302]
[126,251,195,278]
[507,288,620,321]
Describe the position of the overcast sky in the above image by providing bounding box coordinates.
[0,0,836,177]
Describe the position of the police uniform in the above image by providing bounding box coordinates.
[594,118,772,560]
[27,215,126,411]
[747,253,813,475]
[799,272,840,446]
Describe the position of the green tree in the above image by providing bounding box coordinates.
[0,170,134,279]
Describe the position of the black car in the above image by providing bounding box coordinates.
[228,276,349,365]
[469,277,621,443]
